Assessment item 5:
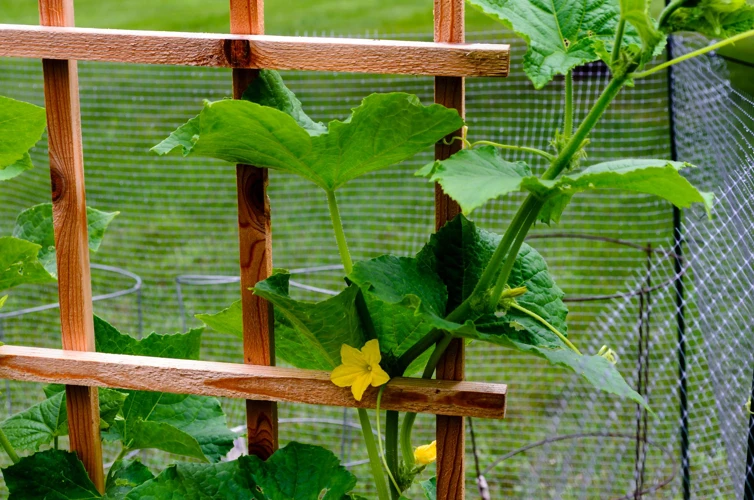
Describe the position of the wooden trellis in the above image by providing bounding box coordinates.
[0,1,510,497]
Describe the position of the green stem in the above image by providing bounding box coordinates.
[358,408,392,500]
[446,197,535,323]
[632,29,754,79]
[54,435,59,450]
[543,73,629,181]
[488,200,543,309]
[374,389,401,497]
[0,427,19,464]
[396,328,444,374]
[326,189,354,275]
[611,19,626,65]
[400,412,417,468]
[564,71,574,137]
[421,334,454,379]
[657,0,686,29]
[468,140,555,161]
[385,410,401,499]
[509,302,582,355]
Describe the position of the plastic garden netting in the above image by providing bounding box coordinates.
[0,31,752,499]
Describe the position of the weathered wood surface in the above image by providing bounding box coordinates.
[231,0,277,461]
[0,345,507,419]
[0,24,510,77]
[38,0,104,492]
[434,0,467,498]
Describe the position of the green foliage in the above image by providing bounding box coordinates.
[0,236,55,292]
[4,450,101,499]
[0,96,45,172]
[154,85,462,192]
[0,154,34,183]
[419,147,713,223]
[1,388,126,452]
[466,0,643,87]
[13,204,119,276]
[421,477,437,500]
[104,460,155,498]
[660,0,754,37]
[94,316,236,462]
[253,272,366,370]
[127,442,357,500]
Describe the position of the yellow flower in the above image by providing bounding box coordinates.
[330,339,390,401]
[414,440,437,466]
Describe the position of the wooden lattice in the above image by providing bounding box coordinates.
[0,1,511,497]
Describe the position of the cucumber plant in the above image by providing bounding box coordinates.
[0,0,753,497]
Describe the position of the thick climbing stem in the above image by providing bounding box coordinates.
[0,427,19,464]
[632,29,754,79]
[657,0,686,29]
[358,408,392,500]
[489,200,543,309]
[326,189,354,275]
[509,303,582,355]
[564,71,574,137]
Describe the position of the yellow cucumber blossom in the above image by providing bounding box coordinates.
[597,345,619,365]
[330,339,390,401]
[414,440,437,466]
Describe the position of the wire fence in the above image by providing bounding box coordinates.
[0,31,751,498]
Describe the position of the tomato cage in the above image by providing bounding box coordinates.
[0,30,752,499]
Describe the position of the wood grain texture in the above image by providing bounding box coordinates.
[38,0,104,492]
[0,345,507,419]
[231,0,277,460]
[434,0,466,498]
[0,25,510,77]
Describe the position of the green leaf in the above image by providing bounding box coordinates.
[127,442,357,500]
[13,203,119,276]
[94,316,235,462]
[0,153,34,182]
[521,159,714,223]
[661,0,754,37]
[466,0,643,88]
[1,391,67,452]
[617,0,665,63]
[242,69,327,136]
[43,384,129,431]
[196,299,243,338]
[104,460,154,499]
[419,152,713,223]
[153,92,463,191]
[252,272,367,370]
[421,477,437,500]
[417,146,532,215]
[0,236,55,292]
[4,449,101,499]
[0,96,46,170]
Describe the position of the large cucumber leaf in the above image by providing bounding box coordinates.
[13,203,119,276]
[251,272,367,370]
[419,147,713,222]
[0,236,55,292]
[126,442,357,500]
[94,316,236,462]
[660,0,754,37]
[153,88,462,191]
[0,154,34,183]
[105,460,155,499]
[0,387,126,452]
[466,0,644,88]
[0,96,46,172]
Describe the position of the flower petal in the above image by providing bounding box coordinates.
[341,343,367,367]
[361,339,382,366]
[331,364,365,388]
[351,373,373,401]
[370,364,390,387]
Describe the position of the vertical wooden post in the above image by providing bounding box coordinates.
[230,0,278,459]
[434,0,466,498]
[38,0,104,491]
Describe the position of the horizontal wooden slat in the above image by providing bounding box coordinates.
[0,345,507,419]
[0,24,509,77]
